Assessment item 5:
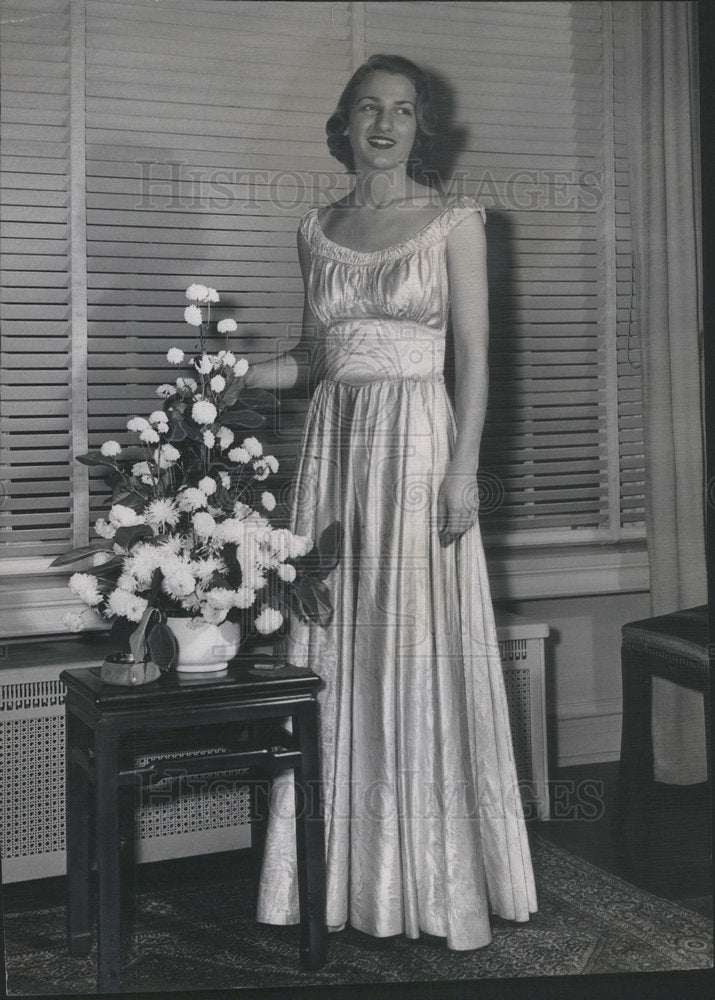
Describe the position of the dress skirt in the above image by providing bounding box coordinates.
[256,375,537,950]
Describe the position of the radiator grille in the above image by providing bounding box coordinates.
[1,637,545,881]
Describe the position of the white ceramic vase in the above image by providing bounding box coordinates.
[168,617,242,673]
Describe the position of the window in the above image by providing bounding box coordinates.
[0,1,647,633]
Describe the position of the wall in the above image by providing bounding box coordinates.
[497,589,651,769]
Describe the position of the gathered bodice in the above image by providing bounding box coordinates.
[299,194,486,385]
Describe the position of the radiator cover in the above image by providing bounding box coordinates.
[1,617,548,883]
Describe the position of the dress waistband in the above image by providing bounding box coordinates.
[319,372,445,387]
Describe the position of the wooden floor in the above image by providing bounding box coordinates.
[2,761,712,921]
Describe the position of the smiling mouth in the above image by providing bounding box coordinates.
[367,136,396,148]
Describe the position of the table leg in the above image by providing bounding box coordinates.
[65,708,91,956]
[293,702,327,971]
[94,723,121,991]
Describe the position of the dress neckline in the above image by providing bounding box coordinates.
[311,196,474,263]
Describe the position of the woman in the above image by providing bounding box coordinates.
[240,54,536,950]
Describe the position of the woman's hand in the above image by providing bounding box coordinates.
[437,461,480,546]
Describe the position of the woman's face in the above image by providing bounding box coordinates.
[347,70,418,174]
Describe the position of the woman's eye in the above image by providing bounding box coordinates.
[396,107,412,116]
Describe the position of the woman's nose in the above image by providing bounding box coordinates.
[374,111,393,131]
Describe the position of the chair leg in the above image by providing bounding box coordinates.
[613,646,654,847]
[293,702,327,971]
[66,711,91,957]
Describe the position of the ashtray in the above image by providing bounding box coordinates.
[100,652,161,686]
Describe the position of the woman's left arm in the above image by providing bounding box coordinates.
[437,210,489,545]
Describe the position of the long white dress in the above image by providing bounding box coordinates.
[256,194,537,950]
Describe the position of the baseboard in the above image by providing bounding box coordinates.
[554,698,622,768]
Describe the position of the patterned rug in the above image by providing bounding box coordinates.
[3,837,712,994]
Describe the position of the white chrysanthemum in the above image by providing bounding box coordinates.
[263,455,279,474]
[177,487,208,512]
[200,604,228,625]
[289,533,313,559]
[277,562,297,583]
[92,550,113,567]
[100,440,121,458]
[68,573,102,606]
[253,461,270,482]
[242,436,262,457]
[205,588,234,611]
[153,443,181,469]
[94,517,116,539]
[254,606,283,635]
[192,511,216,537]
[210,374,226,393]
[192,555,224,582]
[145,498,180,530]
[167,348,185,365]
[217,319,237,334]
[212,518,247,545]
[156,383,177,398]
[203,429,215,449]
[106,588,148,623]
[234,357,249,377]
[218,471,231,489]
[122,545,160,587]
[233,585,257,609]
[140,427,160,444]
[62,611,86,632]
[233,501,252,518]
[184,304,203,326]
[186,283,209,302]
[241,564,268,593]
[148,410,168,426]
[228,446,250,464]
[205,287,219,303]
[198,476,217,496]
[195,355,213,375]
[161,561,196,600]
[132,461,151,479]
[127,416,150,433]
[108,504,145,528]
[218,350,236,367]
[261,491,276,512]
[176,376,198,394]
[192,400,217,425]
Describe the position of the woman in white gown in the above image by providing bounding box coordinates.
[239,54,536,950]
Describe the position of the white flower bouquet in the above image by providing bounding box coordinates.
[53,283,340,670]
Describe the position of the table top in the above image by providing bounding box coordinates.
[61,654,322,712]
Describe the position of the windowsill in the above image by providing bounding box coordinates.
[0,538,649,639]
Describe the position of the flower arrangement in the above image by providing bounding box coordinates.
[53,283,339,670]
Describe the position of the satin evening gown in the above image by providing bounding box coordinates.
[256,194,537,950]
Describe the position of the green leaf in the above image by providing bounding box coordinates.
[236,387,278,410]
[221,409,266,429]
[50,542,114,567]
[147,619,179,671]
[114,523,155,549]
[148,567,164,605]
[76,451,119,471]
[317,520,343,574]
[129,606,157,664]
[295,576,333,626]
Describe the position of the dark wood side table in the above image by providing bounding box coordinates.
[61,657,327,991]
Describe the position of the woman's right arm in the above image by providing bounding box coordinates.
[238,227,322,393]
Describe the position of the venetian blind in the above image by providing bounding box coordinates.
[84,0,353,522]
[364,0,644,539]
[0,0,73,559]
